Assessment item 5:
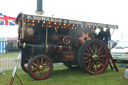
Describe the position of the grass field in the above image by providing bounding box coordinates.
[0,52,128,85]
[0,64,128,85]
[0,52,19,57]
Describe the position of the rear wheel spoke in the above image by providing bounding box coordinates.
[98,55,106,57]
[94,44,98,53]
[86,48,91,53]
[97,50,103,55]
[88,46,94,54]
[96,58,104,62]
[83,57,90,60]
[94,60,98,72]
[84,59,92,63]
[89,61,94,70]
[95,66,98,72]
[84,53,92,56]
[93,43,95,51]
[96,47,103,54]
[87,60,92,69]
[97,61,104,66]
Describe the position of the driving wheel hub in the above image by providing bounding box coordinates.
[92,54,98,58]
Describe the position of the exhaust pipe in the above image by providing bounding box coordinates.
[35,0,44,15]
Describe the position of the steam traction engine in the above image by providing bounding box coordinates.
[16,13,118,80]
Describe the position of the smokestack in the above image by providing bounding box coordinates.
[35,0,44,15]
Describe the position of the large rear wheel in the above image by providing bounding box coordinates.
[78,40,109,74]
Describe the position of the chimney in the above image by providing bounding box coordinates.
[35,0,44,15]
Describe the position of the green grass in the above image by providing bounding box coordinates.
[0,52,128,85]
[0,65,128,85]
[0,52,19,57]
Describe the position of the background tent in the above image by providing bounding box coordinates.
[0,38,7,53]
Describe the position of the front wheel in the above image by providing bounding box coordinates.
[28,55,53,80]
[78,40,109,74]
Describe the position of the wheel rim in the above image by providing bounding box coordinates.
[81,40,109,74]
[28,55,52,80]
[21,53,31,73]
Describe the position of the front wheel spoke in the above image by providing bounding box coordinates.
[42,70,45,75]
[43,69,49,73]
[84,53,92,56]
[44,65,49,68]
[43,61,48,64]
[37,59,40,64]
[33,69,39,74]
[38,71,40,76]
[41,58,44,64]
[32,67,37,71]
[84,59,92,63]
[97,61,104,66]
[33,63,38,67]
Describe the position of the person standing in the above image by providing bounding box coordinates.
[97,27,106,40]
[105,28,111,45]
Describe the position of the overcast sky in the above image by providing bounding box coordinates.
[0,0,128,40]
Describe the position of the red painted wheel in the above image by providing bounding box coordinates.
[78,40,109,74]
[21,52,31,73]
[28,55,53,80]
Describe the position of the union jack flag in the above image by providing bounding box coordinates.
[0,13,16,26]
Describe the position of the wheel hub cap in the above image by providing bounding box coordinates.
[39,65,44,70]
[92,54,98,58]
